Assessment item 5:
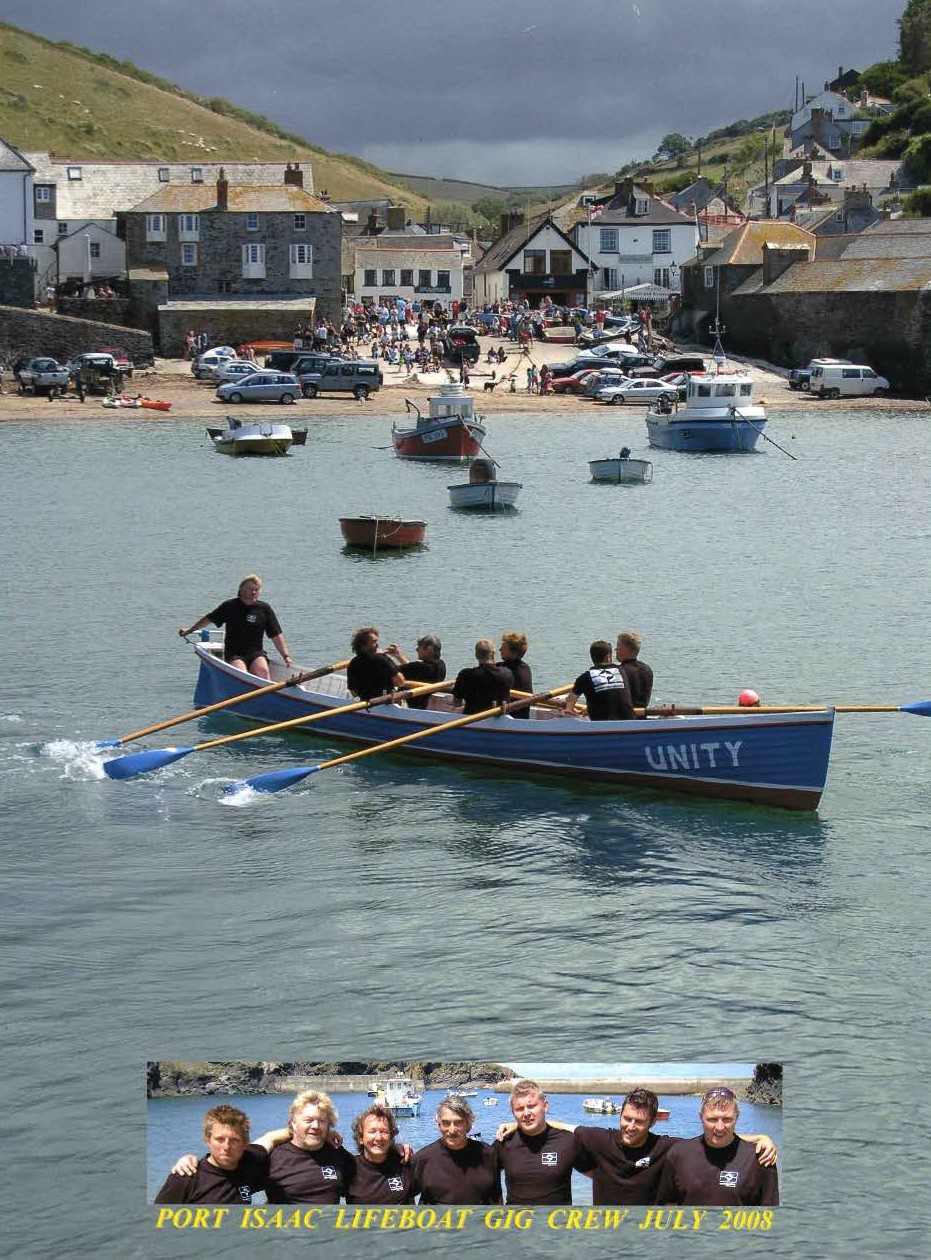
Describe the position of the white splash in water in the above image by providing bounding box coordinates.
[39,739,108,780]
[1,713,23,723]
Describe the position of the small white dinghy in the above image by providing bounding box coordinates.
[209,417,293,456]
[448,457,521,510]
[589,447,653,484]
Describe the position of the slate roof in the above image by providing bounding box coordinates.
[0,137,33,172]
[733,257,931,296]
[474,212,552,274]
[353,234,462,251]
[127,185,333,214]
[840,220,931,260]
[700,221,816,266]
[23,154,317,219]
[593,184,692,226]
[774,159,904,190]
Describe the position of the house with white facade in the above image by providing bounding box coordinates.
[788,88,892,156]
[473,213,592,307]
[571,179,697,299]
[0,137,34,248]
[351,232,471,307]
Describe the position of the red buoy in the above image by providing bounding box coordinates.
[738,689,761,707]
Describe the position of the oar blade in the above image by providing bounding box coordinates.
[94,738,122,749]
[902,699,931,717]
[223,764,321,796]
[103,746,194,780]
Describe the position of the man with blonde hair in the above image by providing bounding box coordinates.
[615,631,653,710]
[493,1080,584,1204]
[265,1089,355,1203]
[179,574,292,680]
[499,632,532,717]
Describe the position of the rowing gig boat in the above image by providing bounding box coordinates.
[190,644,835,810]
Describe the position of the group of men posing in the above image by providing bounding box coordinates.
[154,1081,778,1208]
[179,574,655,721]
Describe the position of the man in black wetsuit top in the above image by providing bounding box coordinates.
[452,639,513,714]
[347,625,406,701]
[154,1104,269,1204]
[656,1086,779,1206]
[499,632,532,719]
[564,640,635,721]
[345,1103,416,1203]
[493,1080,584,1204]
[179,574,293,680]
[616,630,653,711]
[412,1096,501,1204]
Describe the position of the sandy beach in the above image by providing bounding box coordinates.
[3,338,923,422]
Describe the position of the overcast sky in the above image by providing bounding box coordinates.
[1,0,903,186]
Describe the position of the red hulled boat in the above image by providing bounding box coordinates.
[392,383,486,461]
[339,516,426,550]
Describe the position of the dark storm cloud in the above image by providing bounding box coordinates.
[0,0,903,182]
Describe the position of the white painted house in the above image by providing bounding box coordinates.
[352,233,471,306]
[0,137,35,252]
[473,214,592,307]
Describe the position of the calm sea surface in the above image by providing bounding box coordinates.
[1,405,928,1259]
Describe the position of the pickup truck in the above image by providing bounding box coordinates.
[15,357,71,395]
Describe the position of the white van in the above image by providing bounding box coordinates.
[809,363,890,398]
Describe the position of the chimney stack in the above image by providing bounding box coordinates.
[283,162,304,189]
[216,167,228,211]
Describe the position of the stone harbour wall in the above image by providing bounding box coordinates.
[0,304,154,367]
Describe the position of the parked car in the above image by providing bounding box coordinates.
[443,326,481,365]
[578,345,651,367]
[66,352,124,397]
[594,377,680,406]
[15,356,70,396]
[192,347,238,379]
[583,369,634,397]
[629,353,707,379]
[94,346,134,378]
[551,368,604,394]
[210,360,264,384]
[299,360,383,400]
[809,363,890,398]
[215,372,301,404]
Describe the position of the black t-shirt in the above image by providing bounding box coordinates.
[502,657,532,718]
[571,664,634,721]
[208,598,282,663]
[265,1141,356,1203]
[656,1136,779,1206]
[154,1144,269,1204]
[347,652,402,701]
[494,1125,580,1204]
[452,664,513,715]
[573,1129,678,1204]
[412,1138,501,1204]
[621,658,654,709]
[400,659,447,709]
[345,1149,416,1203]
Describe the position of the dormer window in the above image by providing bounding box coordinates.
[191,167,203,183]
[158,168,170,183]
[634,197,648,215]
[67,166,82,181]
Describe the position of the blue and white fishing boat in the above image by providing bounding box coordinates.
[645,370,767,452]
[189,644,835,811]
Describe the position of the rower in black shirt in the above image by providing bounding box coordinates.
[347,625,406,701]
[452,639,513,714]
[499,632,532,719]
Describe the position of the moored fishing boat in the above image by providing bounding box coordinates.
[189,644,836,810]
[209,417,293,456]
[448,457,521,510]
[207,426,307,446]
[392,383,486,461]
[339,516,426,549]
[374,1079,423,1118]
[645,369,767,453]
[583,1097,619,1114]
[589,448,653,483]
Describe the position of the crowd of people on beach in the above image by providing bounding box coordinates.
[178,576,655,719]
[153,1080,778,1208]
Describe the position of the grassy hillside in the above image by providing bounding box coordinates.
[0,22,430,213]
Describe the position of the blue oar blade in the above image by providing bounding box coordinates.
[94,738,122,749]
[223,764,321,796]
[902,699,931,717]
[103,746,195,780]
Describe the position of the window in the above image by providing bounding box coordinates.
[599,227,618,253]
[550,249,571,274]
[290,243,313,278]
[246,213,260,231]
[158,168,169,183]
[654,267,671,288]
[831,168,844,182]
[89,241,101,260]
[34,228,44,244]
[602,267,619,290]
[364,269,377,286]
[382,269,396,286]
[241,242,266,278]
[67,166,82,181]
[191,167,203,183]
[400,269,414,287]
[35,186,51,203]
[146,214,166,242]
[178,213,200,240]
[703,265,715,289]
[293,214,306,231]
[652,229,671,254]
[57,222,68,238]
[634,197,648,215]
[436,270,450,290]
[523,249,546,275]
[418,269,431,287]
[181,243,198,266]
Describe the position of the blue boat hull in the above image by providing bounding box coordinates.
[191,648,834,810]
[646,415,764,453]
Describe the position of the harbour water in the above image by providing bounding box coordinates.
[0,405,928,1259]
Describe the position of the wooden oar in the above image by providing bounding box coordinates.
[95,659,352,749]
[642,700,931,716]
[102,680,452,780]
[226,685,575,796]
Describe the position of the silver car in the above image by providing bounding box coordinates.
[594,377,679,406]
[215,372,300,404]
[211,360,262,384]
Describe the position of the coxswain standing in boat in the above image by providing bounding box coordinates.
[615,631,653,712]
[347,626,406,701]
[498,632,532,719]
[385,634,446,709]
[564,640,635,720]
[452,639,513,714]
[178,574,293,680]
